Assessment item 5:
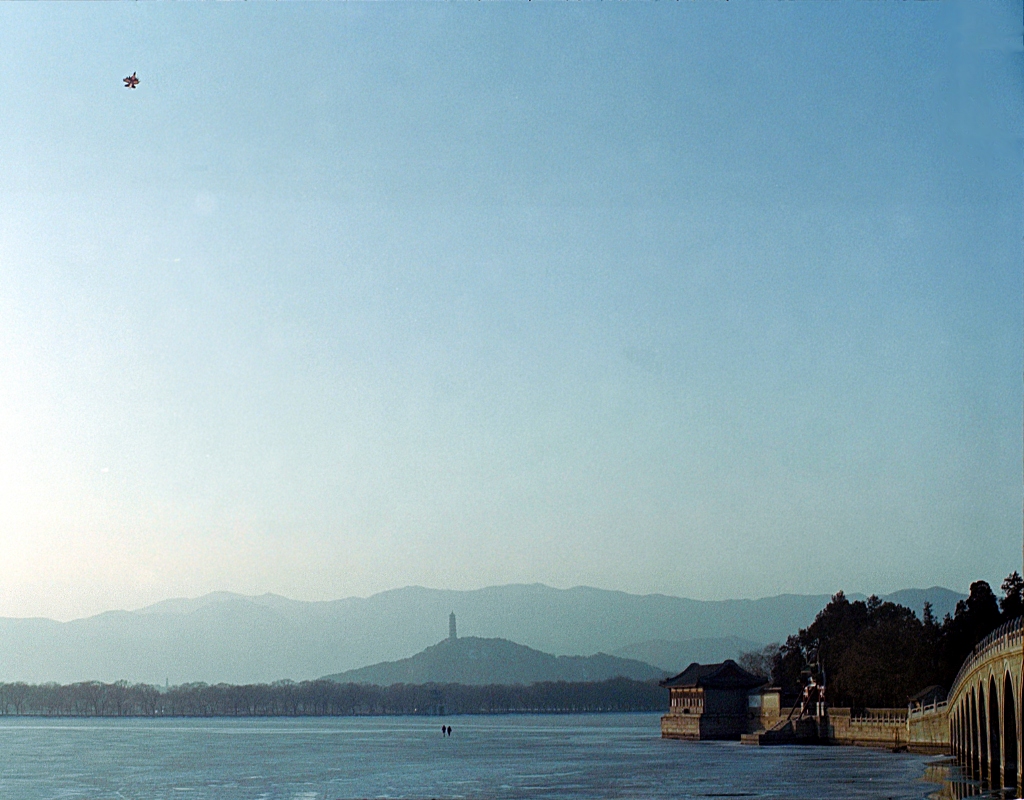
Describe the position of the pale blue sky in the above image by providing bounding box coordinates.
[0,1,1020,620]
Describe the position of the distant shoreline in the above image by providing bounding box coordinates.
[0,677,668,717]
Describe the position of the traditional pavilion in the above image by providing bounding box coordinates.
[661,659,767,740]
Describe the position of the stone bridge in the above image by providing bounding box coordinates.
[947,616,1023,793]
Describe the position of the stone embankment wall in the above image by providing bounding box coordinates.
[825,708,907,748]
[661,712,749,740]
[660,712,699,740]
[752,704,946,751]
[907,702,950,754]
[829,706,949,752]
[674,692,951,753]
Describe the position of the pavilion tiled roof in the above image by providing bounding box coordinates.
[659,659,767,690]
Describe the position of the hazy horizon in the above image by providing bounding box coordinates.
[3,580,968,625]
[1,2,1021,621]
[0,582,966,684]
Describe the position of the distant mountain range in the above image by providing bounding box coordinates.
[323,636,667,686]
[611,636,764,674]
[0,584,964,685]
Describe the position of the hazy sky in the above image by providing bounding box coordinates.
[0,2,1021,621]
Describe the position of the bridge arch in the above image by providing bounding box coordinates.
[951,707,958,761]
[947,617,1023,794]
[974,684,983,778]
[1004,671,1017,790]
[958,705,966,766]
[958,706,965,764]
[958,693,965,770]
[951,706,958,762]
[963,703,970,766]
[980,686,987,781]
[968,700,975,773]
[988,675,1000,787]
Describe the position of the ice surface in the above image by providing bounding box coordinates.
[0,713,942,800]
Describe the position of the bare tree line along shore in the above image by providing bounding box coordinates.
[0,677,667,717]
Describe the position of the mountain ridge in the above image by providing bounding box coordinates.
[323,635,667,686]
[0,583,964,685]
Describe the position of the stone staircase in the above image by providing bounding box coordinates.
[741,716,821,746]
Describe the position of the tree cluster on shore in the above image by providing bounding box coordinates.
[740,573,1024,709]
[0,676,667,717]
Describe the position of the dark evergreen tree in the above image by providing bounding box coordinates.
[1000,571,1024,620]
[769,579,1014,708]
[936,579,1002,686]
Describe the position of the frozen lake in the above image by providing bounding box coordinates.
[0,713,947,800]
